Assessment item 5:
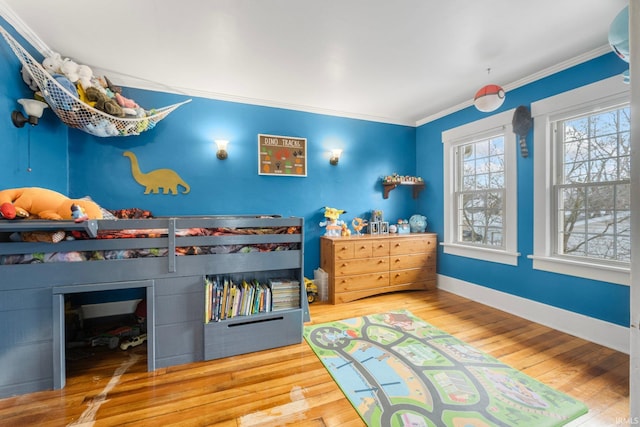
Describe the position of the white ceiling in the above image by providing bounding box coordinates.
[0,0,628,126]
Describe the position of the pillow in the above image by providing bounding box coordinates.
[79,195,116,219]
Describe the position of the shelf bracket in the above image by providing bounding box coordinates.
[382,182,425,199]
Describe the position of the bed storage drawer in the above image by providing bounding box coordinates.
[204,310,302,360]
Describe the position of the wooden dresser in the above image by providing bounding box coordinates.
[320,233,437,304]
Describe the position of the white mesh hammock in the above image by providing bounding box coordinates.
[0,26,191,137]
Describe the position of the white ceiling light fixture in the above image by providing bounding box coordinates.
[473,68,506,113]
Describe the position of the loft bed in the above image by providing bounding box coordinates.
[0,215,303,286]
[0,214,305,397]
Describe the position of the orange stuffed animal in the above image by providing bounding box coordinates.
[0,187,103,220]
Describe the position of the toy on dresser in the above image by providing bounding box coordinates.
[319,206,347,237]
[409,214,428,233]
[397,219,410,234]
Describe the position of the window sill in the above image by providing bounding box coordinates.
[528,255,629,286]
[441,242,520,266]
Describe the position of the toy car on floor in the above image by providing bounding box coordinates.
[305,277,318,303]
[120,333,147,350]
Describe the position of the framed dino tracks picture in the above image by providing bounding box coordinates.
[258,134,307,177]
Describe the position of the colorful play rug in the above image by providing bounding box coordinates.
[303,310,587,427]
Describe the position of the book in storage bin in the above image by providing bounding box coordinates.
[204,277,274,322]
[269,278,300,311]
[201,217,305,361]
[203,275,302,360]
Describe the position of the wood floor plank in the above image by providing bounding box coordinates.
[0,289,629,426]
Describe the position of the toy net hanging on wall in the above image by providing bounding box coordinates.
[0,26,191,137]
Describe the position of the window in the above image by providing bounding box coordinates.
[530,76,630,285]
[457,136,505,247]
[555,106,631,261]
[442,109,519,265]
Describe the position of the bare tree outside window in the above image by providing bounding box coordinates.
[456,136,505,248]
[555,105,630,263]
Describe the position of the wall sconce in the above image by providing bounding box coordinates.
[215,139,229,160]
[329,149,342,166]
[12,98,48,127]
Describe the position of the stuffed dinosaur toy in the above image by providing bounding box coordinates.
[0,187,103,220]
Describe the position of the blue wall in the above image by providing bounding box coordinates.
[0,23,69,192]
[67,91,418,277]
[416,53,630,327]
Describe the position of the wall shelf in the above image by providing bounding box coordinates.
[382,182,425,199]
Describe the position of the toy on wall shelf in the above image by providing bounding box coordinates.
[382,173,423,184]
[319,206,346,236]
[381,173,425,199]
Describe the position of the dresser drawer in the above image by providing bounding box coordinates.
[390,253,435,269]
[389,236,436,255]
[335,256,389,276]
[334,242,355,260]
[371,240,389,257]
[334,272,389,292]
[352,241,373,258]
[390,266,436,286]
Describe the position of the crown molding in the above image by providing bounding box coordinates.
[416,45,613,127]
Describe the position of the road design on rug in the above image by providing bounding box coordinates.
[304,310,587,427]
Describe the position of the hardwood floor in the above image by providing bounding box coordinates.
[0,289,629,426]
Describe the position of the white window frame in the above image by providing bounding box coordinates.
[442,109,519,266]
[529,76,630,286]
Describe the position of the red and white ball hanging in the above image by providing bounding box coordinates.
[474,83,505,112]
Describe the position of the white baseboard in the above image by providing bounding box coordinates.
[438,274,629,354]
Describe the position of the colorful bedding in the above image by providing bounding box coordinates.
[0,226,301,265]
